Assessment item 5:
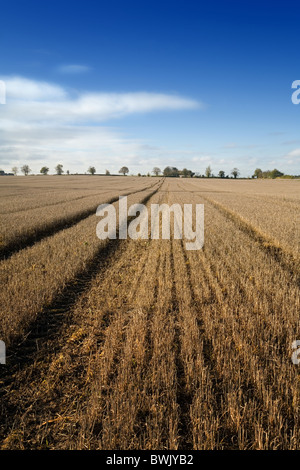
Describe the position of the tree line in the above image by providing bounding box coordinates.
[252,168,285,179]
[9,165,130,176]
[9,164,239,177]
[151,166,240,178]
[7,164,297,179]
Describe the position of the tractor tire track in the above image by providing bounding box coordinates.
[200,195,300,288]
[0,185,161,388]
[0,183,164,449]
[0,179,162,261]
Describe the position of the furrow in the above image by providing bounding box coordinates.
[0,179,162,260]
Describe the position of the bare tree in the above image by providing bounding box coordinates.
[152,167,161,176]
[205,165,212,178]
[12,166,18,176]
[105,169,110,175]
[21,164,31,176]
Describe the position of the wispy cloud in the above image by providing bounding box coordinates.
[222,142,238,149]
[0,76,201,173]
[221,142,261,150]
[281,140,300,146]
[192,155,211,162]
[4,76,66,101]
[3,76,200,123]
[57,64,92,74]
[267,131,286,136]
[285,148,300,164]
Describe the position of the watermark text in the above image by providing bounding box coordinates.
[96,197,204,251]
[291,80,300,104]
[292,340,300,365]
[0,340,6,364]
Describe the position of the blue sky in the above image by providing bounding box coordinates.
[0,0,300,176]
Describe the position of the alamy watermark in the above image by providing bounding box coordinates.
[291,80,300,104]
[0,340,6,364]
[96,196,204,250]
[0,80,6,105]
[292,340,300,365]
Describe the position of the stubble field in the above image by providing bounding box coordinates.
[0,175,299,450]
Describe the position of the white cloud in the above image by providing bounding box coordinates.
[283,148,300,167]
[0,75,201,173]
[286,148,300,158]
[4,76,66,101]
[1,76,200,124]
[192,155,211,162]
